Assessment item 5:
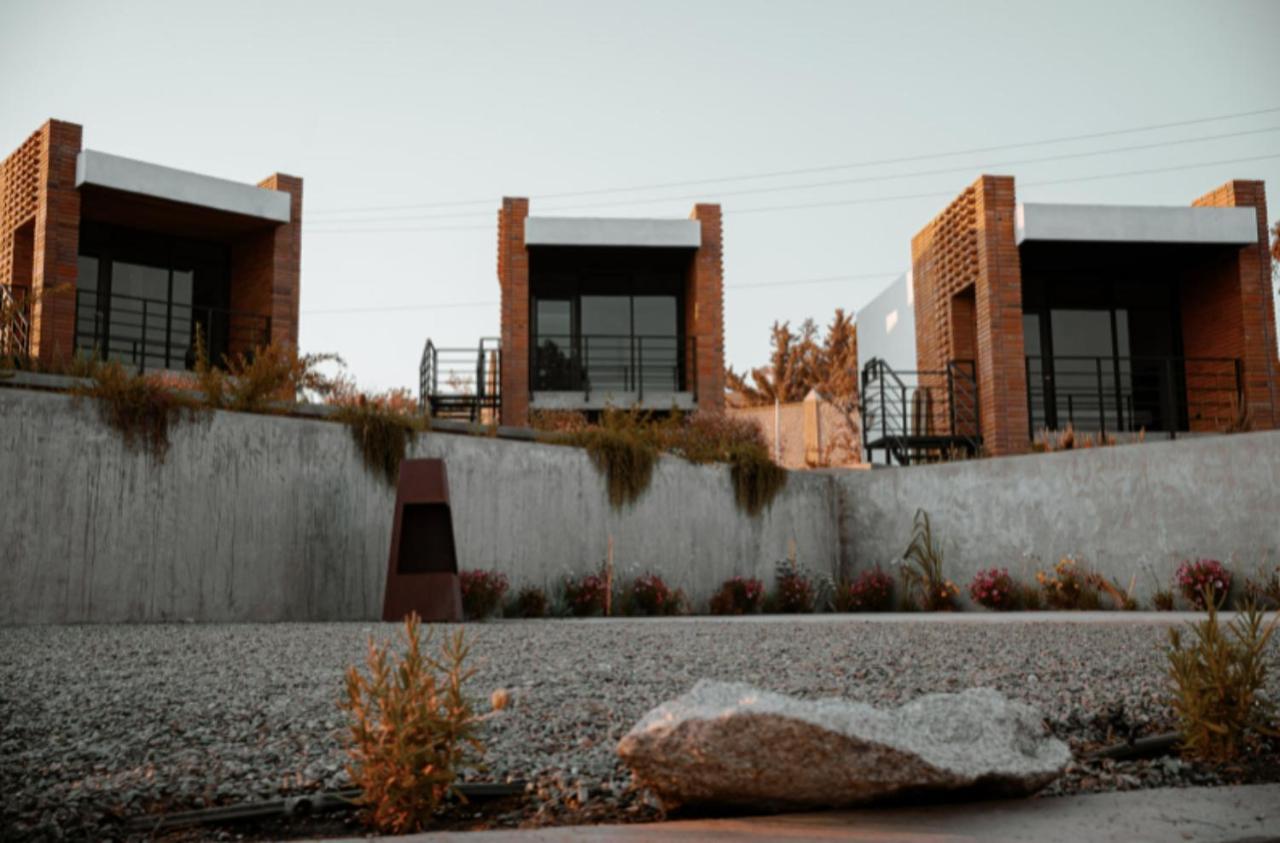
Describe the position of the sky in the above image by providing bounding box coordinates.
[2,0,1278,392]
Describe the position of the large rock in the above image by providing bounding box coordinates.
[617,680,1070,810]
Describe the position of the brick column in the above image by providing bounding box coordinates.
[229,174,302,355]
[31,120,82,363]
[1187,180,1279,430]
[972,176,1029,455]
[688,203,725,413]
[497,197,530,426]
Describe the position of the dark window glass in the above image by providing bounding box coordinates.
[581,296,631,391]
[634,296,678,391]
[534,299,574,389]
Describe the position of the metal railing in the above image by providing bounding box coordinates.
[860,358,980,465]
[530,333,696,400]
[1025,355,1242,436]
[74,289,271,372]
[420,337,501,421]
[1,284,31,359]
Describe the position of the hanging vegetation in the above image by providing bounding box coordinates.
[76,361,204,462]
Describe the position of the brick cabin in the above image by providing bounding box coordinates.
[890,174,1278,458]
[493,198,725,427]
[0,119,301,370]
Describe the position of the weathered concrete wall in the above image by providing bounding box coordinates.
[839,431,1280,602]
[0,388,838,623]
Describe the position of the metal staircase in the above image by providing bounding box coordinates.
[860,358,981,466]
[419,337,501,422]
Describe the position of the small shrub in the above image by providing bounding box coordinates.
[563,570,609,617]
[1036,557,1103,610]
[834,567,894,612]
[340,614,484,834]
[506,585,549,619]
[1167,594,1278,763]
[77,361,203,461]
[969,568,1018,611]
[900,509,959,611]
[619,573,675,616]
[1176,559,1232,610]
[1242,564,1280,610]
[1152,588,1176,611]
[335,396,426,486]
[708,576,766,615]
[196,331,343,411]
[459,570,509,620]
[1015,580,1044,610]
[767,562,816,614]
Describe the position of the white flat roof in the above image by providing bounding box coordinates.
[75,150,291,223]
[1015,202,1257,246]
[525,216,701,248]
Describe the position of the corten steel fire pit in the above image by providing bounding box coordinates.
[381,459,463,622]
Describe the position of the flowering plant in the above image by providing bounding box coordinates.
[562,571,609,617]
[459,569,509,620]
[770,569,816,613]
[708,576,765,615]
[1036,557,1101,610]
[969,567,1017,610]
[834,567,894,612]
[1176,559,1232,610]
[623,573,674,616]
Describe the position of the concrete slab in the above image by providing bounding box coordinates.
[341,784,1280,842]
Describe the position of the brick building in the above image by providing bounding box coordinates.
[861,175,1278,462]
[0,119,301,371]
[423,199,725,426]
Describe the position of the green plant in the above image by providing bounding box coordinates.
[766,559,816,613]
[335,397,426,485]
[900,509,959,611]
[834,567,895,612]
[76,361,204,461]
[618,573,678,616]
[562,570,609,617]
[506,585,549,619]
[1167,594,1278,763]
[340,614,484,834]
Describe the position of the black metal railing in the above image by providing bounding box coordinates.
[420,337,501,421]
[1025,355,1241,436]
[861,357,980,465]
[1,284,31,359]
[530,334,696,400]
[74,289,271,372]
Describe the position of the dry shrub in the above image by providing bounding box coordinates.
[506,585,549,619]
[77,361,204,461]
[529,409,590,433]
[1152,588,1176,611]
[1032,423,1118,452]
[1243,564,1280,610]
[196,328,343,412]
[1167,595,1278,763]
[335,395,426,486]
[729,444,787,516]
[1035,557,1104,610]
[708,576,765,615]
[459,570,509,620]
[901,509,959,611]
[341,614,484,835]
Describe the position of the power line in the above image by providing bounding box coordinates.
[306,105,1280,216]
[305,125,1280,225]
[301,271,902,315]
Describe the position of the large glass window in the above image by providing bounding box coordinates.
[532,293,681,392]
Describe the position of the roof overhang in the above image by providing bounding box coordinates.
[1015,202,1257,246]
[525,216,701,248]
[76,150,291,224]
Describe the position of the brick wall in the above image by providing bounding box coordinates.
[1,120,82,363]
[1187,180,1279,429]
[496,197,530,426]
[910,175,1028,455]
[688,203,726,413]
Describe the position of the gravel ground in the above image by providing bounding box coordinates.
[2,616,1278,841]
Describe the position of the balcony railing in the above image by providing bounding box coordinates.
[419,337,501,422]
[860,358,981,465]
[531,334,696,400]
[75,289,272,372]
[1,284,31,359]
[1025,354,1242,436]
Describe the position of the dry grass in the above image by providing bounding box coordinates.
[334,396,427,486]
[75,361,205,462]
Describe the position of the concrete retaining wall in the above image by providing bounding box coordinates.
[3,386,1277,622]
[839,431,1280,601]
[0,388,838,623]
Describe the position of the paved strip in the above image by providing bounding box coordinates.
[341,784,1280,843]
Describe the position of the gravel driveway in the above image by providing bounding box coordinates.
[3,615,1278,840]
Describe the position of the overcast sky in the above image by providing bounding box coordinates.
[3,0,1278,391]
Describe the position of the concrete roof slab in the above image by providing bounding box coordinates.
[1015,202,1257,246]
[525,216,701,248]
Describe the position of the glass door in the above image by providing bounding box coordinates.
[533,298,575,389]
